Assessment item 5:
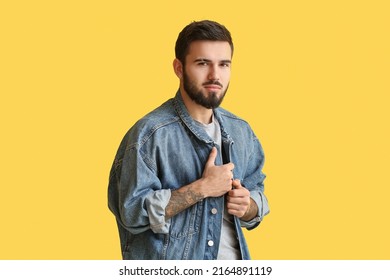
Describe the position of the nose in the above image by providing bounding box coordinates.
[207,65,219,81]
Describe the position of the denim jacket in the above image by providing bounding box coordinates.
[108,91,269,260]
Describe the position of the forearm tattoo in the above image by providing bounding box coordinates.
[165,184,203,220]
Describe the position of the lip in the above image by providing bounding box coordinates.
[204,85,222,90]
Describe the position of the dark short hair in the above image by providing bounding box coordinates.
[175,20,234,65]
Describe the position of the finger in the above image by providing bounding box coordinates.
[232,179,241,188]
[226,202,248,217]
[224,167,234,180]
[229,186,250,198]
[227,196,250,206]
[227,208,246,218]
[227,201,248,211]
[224,162,235,172]
[205,147,217,168]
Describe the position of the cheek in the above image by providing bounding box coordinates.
[222,69,231,81]
[185,68,202,81]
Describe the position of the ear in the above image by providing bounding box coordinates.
[173,58,183,79]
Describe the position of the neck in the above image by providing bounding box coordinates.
[180,88,213,124]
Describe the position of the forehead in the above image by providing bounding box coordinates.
[186,41,232,61]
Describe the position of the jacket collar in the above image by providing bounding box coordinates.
[173,90,233,144]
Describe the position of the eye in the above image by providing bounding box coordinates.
[220,62,230,67]
[198,61,208,66]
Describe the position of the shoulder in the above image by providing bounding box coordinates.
[215,107,259,139]
[122,99,180,148]
[139,99,179,129]
[215,107,251,127]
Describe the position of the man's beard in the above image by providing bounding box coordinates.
[183,71,229,109]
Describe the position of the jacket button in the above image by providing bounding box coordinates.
[208,240,214,247]
[211,208,218,214]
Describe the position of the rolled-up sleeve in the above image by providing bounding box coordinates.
[145,189,171,234]
[108,137,172,235]
[239,135,270,229]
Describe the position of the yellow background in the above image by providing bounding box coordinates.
[1,0,389,259]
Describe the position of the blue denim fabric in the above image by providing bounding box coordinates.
[108,91,269,260]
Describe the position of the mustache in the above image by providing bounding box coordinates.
[202,81,223,87]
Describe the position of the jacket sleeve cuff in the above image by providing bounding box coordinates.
[145,189,172,234]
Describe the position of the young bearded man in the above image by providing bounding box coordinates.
[108,20,270,260]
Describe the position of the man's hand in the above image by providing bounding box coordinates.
[227,179,257,221]
[201,147,234,198]
[165,147,234,219]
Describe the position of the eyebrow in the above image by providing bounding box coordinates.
[194,58,232,64]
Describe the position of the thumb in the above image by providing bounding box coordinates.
[205,147,217,168]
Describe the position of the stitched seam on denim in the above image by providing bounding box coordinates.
[125,117,181,151]
[217,110,250,124]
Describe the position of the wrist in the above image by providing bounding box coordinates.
[244,201,251,216]
[241,198,257,221]
[192,178,208,200]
